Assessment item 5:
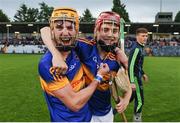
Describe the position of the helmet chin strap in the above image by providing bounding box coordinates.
[56,44,75,52]
[97,39,118,53]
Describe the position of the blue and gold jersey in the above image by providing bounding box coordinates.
[76,37,120,116]
[38,50,91,122]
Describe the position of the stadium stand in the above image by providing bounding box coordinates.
[0,22,180,56]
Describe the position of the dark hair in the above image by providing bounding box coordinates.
[136,28,148,35]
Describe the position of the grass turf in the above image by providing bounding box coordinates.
[0,54,179,121]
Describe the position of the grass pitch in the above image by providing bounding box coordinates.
[0,54,179,121]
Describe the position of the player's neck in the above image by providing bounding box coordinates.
[137,40,145,46]
[61,51,71,61]
[98,47,107,60]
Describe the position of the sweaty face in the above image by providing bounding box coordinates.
[136,33,148,45]
[53,20,76,46]
[97,22,120,45]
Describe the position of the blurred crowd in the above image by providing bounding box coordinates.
[0,35,43,46]
[125,36,180,56]
[1,35,180,56]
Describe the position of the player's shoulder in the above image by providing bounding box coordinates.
[38,51,54,82]
[39,51,52,71]
[77,36,96,46]
[130,41,139,51]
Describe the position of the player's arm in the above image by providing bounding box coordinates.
[114,47,128,70]
[40,62,109,112]
[52,80,97,112]
[141,68,148,82]
[52,63,109,112]
[116,82,132,113]
[141,58,149,82]
[40,27,67,74]
[114,68,132,113]
[41,27,92,70]
[128,48,140,91]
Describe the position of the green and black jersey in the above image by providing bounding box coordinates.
[128,41,145,83]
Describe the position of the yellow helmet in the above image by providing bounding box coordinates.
[50,7,79,32]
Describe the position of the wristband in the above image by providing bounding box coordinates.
[94,74,103,83]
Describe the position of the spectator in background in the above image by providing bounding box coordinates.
[128,28,149,122]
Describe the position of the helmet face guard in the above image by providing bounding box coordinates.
[49,7,79,51]
[97,39,118,53]
[94,11,121,52]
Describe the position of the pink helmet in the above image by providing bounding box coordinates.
[94,11,120,32]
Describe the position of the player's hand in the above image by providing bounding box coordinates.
[114,47,128,70]
[131,83,136,91]
[52,51,68,74]
[142,74,148,83]
[97,63,110,76]
[115,96,129,113]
